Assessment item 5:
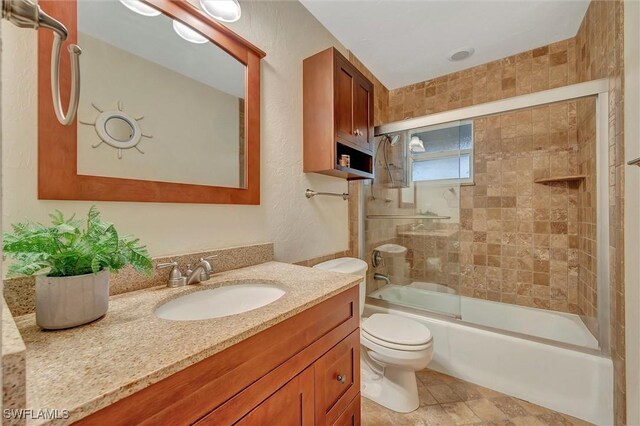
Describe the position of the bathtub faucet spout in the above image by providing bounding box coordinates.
[373,273,391,286]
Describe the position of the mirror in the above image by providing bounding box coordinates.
[105,117,134,142]
[38,0,263,204]
[76,0,246,188]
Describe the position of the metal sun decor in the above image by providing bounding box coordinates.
[80,101,153,159]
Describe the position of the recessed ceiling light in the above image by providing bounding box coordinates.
[172,20,209,44]
[447,47,475,62]
[200,0,241,22]
[119,0,161,17]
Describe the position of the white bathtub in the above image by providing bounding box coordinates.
[370,284,599,349]
[366,285,613,425]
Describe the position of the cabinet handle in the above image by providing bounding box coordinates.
[353,129,359,136]
[337,374,346,384]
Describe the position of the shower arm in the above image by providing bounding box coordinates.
[2,0,81,126]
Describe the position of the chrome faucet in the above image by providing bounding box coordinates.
[186,257,216,285]
[156,255,217,288]
[373,273,391,286]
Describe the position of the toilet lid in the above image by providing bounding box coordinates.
[362,314,432,346]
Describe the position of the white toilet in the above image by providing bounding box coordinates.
[313,257,433,413]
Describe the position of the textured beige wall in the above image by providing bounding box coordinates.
[77,33,241,187]
[1,1,352,263]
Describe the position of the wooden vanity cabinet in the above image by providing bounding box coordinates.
[303,47,374,180]
[76,286,361,426]
[223,367,315,426]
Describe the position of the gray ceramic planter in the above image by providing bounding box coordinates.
[35,269,109,330]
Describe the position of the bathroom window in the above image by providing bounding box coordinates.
[410,121,473,183]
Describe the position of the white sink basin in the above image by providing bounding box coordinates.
[155,283,286,321]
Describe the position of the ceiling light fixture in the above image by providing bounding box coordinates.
[172,20,209,44]
[119,0,161,17]
[447,47,475,62]
[199,0,241,22]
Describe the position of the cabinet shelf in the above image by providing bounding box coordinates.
[534,175,586,184]
[334,165,374,180]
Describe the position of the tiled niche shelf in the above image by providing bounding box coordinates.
[534,175,586,184]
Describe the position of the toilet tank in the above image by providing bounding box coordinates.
[312,257,367,316]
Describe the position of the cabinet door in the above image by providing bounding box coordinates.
[332,394,361,426]
[315,330,361,426]
[234,367,315,426]
[353,76,373,152]
[334,57,356,145]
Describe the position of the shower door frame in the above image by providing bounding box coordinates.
[364,78,611,354]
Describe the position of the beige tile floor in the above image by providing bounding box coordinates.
[361,369,593,426]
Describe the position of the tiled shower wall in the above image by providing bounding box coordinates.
[577,97,598,336]
[459,101,583,312]
[388,39,577,122]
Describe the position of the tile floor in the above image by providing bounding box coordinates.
[361,369,593,426]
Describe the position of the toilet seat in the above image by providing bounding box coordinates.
[362,314,432,351]
[362,329,433,351]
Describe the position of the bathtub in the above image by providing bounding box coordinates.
[366,284,613,425]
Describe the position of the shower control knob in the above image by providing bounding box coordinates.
[337,374,346,384]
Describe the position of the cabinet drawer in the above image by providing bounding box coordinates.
[314,329,360,426]
[331,394,361,426]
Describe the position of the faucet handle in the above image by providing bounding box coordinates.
[157,261,178,270]
[156,261,186,288]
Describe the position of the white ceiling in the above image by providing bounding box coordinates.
[300,0,590,89]
[78,0,245,98]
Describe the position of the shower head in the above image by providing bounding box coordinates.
[382,134,400,146]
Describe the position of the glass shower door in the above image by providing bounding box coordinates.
[365,120,469,318]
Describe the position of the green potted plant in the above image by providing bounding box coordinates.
[3,206,153,329]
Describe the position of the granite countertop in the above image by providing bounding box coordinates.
[2,298,27,419]
[12,261,361,425]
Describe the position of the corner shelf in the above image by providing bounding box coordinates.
[534,175,586,184]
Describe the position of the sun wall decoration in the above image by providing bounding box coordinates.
[80,101,153,159]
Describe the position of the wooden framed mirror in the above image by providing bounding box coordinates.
[38,0,265,204]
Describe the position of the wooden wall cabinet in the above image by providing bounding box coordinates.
[77,287,361,426]
[303,48,374,180]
